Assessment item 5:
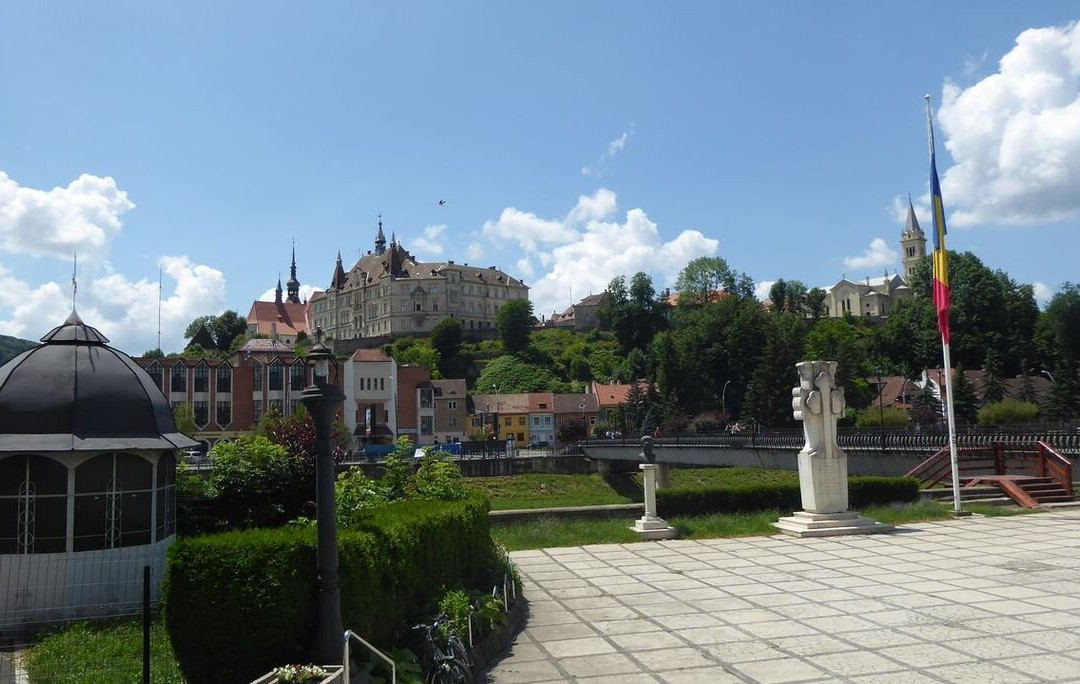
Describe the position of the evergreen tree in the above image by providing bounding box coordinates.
[949,366,979,425]
[910,384,940,428]
[1017,364,1038,404]
[1046,359,1080,422]
[623,379,647,434]
[980,347,1007,404]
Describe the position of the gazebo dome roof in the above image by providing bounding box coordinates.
[0,311,197,452]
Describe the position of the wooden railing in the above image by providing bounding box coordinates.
[1037,441,1074,492]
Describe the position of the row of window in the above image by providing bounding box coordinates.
[145,363,233,394]
[251,361,307,392]
[172,400,232,430]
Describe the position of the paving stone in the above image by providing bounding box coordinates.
[609,631,688,651]
[705,640,785,663]
[672,625,752,644]
[733,657,829,684]
[631,646,717,671]
[991,653,1080,681]
[539,635,617,659]
[655,667,745,683]
[591,618,662,636]
[945,635,1046,658]
[875,642,975,667]
[525,621,596,642]
[734,619,812,639]
[808,650,906,676]
[768,633,856,656]
[482,657,564,683]
[922,661,1039,683]
[576,674,661,684]
[557,652,646,677]
[577,605,641,622]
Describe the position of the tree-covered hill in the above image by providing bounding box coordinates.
[0,334,37,366]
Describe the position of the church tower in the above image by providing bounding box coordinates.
[900,196,927,281]
[286,241,301,304]
[375,216,386,255]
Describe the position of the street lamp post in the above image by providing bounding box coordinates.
[721,380,732,427]
[301,336,345,664]
[876,368,886,452]
[1030,368,1055,383]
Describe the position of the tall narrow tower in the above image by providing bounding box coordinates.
[286,240,301,304]
[375,216,386,255]
[900,196,927,281]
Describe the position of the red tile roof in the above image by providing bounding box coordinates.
[246,301,309,337]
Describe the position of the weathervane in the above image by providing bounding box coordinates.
[71,253,78,311]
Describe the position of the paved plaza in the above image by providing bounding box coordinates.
[483,509,1080,683]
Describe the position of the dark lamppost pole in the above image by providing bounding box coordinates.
[721,380,732,428]
[876,368,886,452]
[302,333,344,664]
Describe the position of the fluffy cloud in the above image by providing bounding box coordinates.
[843,238,898,271]
[1033,281,1054,307]
[0,172,135,258]
[938,21,1080,226]
[0,257,227,354]
[466,242,485,261]
[492,189,719,317]
[755,281,775,301]
[411,224,447,258]
[481,208,579,253]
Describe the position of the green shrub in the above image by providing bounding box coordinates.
[335,467,388,525]
[206,435,306,527]
[847,476,919,508]
[978,399,1040,426]
[415,452,466,500]
[164,493,495,684]
[656,476,919,517]
[854,406,910,429]
[437,589,472,641]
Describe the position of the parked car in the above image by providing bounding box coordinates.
[527,440,549,449]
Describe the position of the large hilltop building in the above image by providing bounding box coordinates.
[823,198,927,319]
[245,245,310,345]
[309,219,529,340]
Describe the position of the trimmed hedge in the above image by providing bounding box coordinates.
[163,493,495,684]
[656,475,919,517]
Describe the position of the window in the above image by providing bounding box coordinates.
[518,417,526,426]
[269,399,283,415]
[380,378,385,391]
[216,400,231,427]
[504,417,512,426]
[193,365,209,393]
[193,401,209,428]
[170,365,186,393]
[290,362,305,391]
[216,364,232,393]
[420,388,433,409]
[449,417,457,428]
[253,399,264,424]
[252,362,263,391]
[268,362,284,391]
[0,455,68,554]
[544,416,552,426]
[146,362,163,390]
[289,400,300,416]
[448,400,457,410]
[74,453,154,551]
[420,416,433,435]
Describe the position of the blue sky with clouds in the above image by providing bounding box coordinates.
[1,2,1078,353]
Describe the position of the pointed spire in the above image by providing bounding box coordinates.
[331,251,347,290]
[286,239,300,304]
[375,215,386,255]
[275,273,283,305]
[904,195,924,237]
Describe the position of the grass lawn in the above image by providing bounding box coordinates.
[466,473,639,510]
[491,500,1031,550]
[649,467,800,489]
[25,620,184,684]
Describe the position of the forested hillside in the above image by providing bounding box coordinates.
[0,334,36,365]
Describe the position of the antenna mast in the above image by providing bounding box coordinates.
[157,266,163,352]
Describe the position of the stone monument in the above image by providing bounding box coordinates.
[774,361,894,537]
[631,436,676,540]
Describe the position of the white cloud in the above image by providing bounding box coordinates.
[0,256,227,354]
[938,21,1080,227]
[0,172,135,259]
[487,189,719,317]
[843,238,898,271]
[258,283,319,303]
[755,281,775,301]
[581,128,634,177]
[1033,281,1054,307]
[411,224,447,259]
[466,242,485,261]
[515,257,535,280]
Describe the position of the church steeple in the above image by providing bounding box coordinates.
[275,274,283,305]
[900,195,927,281]
[286,240,301,304]
[375,216,386,255]
[330,251,347,290]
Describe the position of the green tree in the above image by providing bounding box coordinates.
[674,256,754,302]
[1045,359,1079,422]
[744,317,803,427]
[211,310,248,353]
[768,279,788,313]
[599,273,667,354]
[173,404,197,435]
[980,347,1007,404]
[805,318,873,409]
[184,315,216,340]
[142,348,165,358]
[476,354,565,393]
[909,384,940,428]
[804,288,827,320]
[949,366,979,425]
[496,299,533,353]
[430,317,463,373]
[1036,282,1080,371]
[206,435,302,527]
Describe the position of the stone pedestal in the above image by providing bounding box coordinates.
[656,462,671,489]
[632,463,676,540]
[774,361,893,538]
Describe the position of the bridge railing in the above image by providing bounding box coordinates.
[582,426,1080,455]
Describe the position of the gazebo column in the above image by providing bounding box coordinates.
[65,461,75,553]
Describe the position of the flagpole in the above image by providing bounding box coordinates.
[926,95,963,515]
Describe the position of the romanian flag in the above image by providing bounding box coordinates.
[930,151,950,344]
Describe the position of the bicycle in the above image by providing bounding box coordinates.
[413,614,473,683]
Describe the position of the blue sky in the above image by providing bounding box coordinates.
[1,2,1078,354]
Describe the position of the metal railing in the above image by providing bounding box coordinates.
[343,630,395,684]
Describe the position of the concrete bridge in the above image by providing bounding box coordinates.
[581,428,1080,481]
